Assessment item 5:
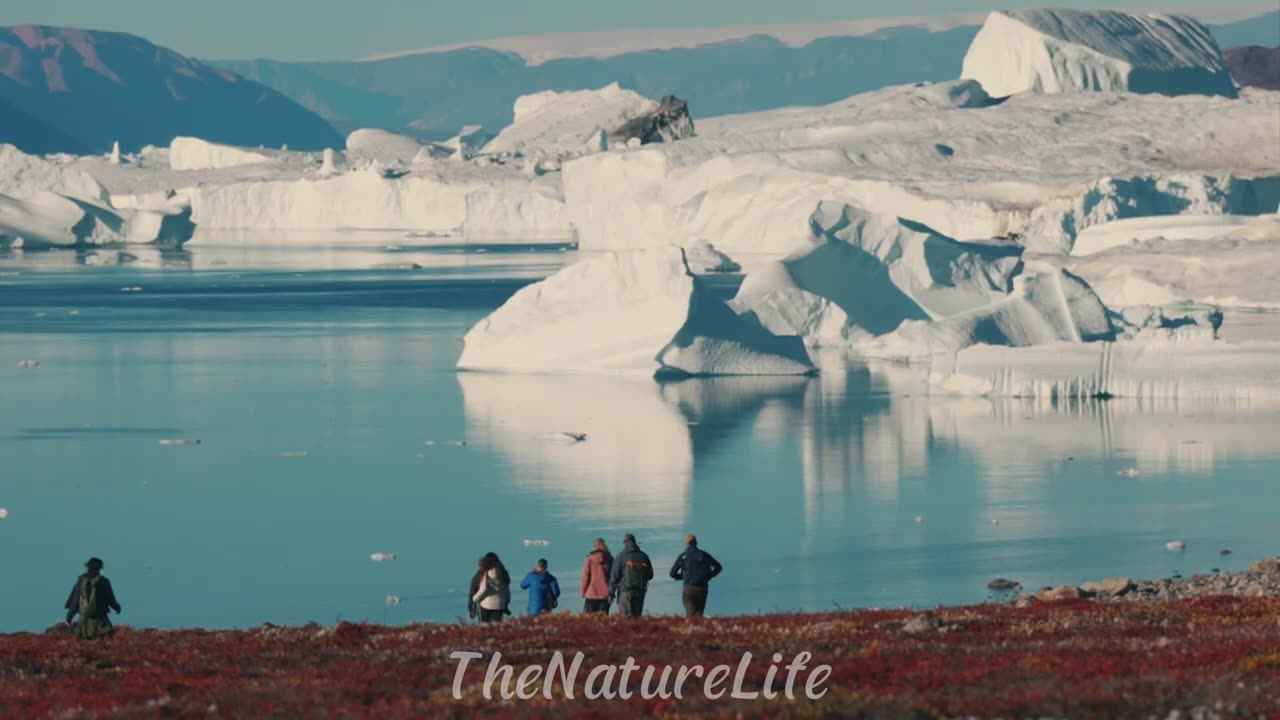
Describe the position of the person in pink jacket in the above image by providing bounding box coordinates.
[580,538,613,614]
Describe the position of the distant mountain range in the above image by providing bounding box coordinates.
[1,12,1277,155]
[0,25,342,155]
[214,11,1280,141]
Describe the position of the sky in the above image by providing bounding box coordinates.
[0,0,1270,61]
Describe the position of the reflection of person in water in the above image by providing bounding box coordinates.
[64,557,121,640]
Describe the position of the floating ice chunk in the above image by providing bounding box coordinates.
[536,432,587,443]
[17,360,38,368]
[279,451,309,458]
[1166,541,1186,552]
[0,508,8,519]
[458,247,814,377]
[158,439,201,446]
[914,516,925,523]
[109,141,121,166]
[169,137,276,171]
[385,595,401,606]
[319,148,341,176]
[1117,467,1142,478]
[119,286,143,292]
[423,440,466,447]
[523,539,551,547]
[345,129,423,164]
[370,552,397,562]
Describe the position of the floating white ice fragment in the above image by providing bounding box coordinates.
[523,539,551,547]
[17,360,38,368]
[0,508,8,519]
[158,438,201,446]
[1166,541,1186,552]
[279,451,309,458]
[370,552,397,562]
[423,440,467,447]
[385,595,401,606]
[1117,468,1142,478]
[536,432,587,443]
[119,287,143,292]
[914,516,925,523]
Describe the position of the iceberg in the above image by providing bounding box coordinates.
[961,9,1237,98]
[731,203,1113,357]
[483,83,694,160]
[561,81,1278,257]
[169,137,278,171]
[0,145,193,248]
[1071,214,1280,257]
[457,247,814,377]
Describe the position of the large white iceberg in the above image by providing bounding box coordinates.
[457,247,814,377]
[731,203,1114,357]
[961,9,1237,98]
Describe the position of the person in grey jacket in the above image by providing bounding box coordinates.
[608,533,653,618]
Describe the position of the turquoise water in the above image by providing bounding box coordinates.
[2,246,1278,632]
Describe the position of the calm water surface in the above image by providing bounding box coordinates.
[1,245,1277,632]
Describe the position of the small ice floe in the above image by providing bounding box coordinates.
[17,360,38,368]
[385,595,401,606]
[536,432,587,443]
[34,312,47,318]
[119,286,143,293]
[423,440,467,447]
[370,553,397,562]
[279,451,309,458]
[1117,467,1142,478]
[914,516,925,523]
[158,438,201,446]
[523,539,551,547]
[1220,549,1232,556]
[384,245,403,252]
[68,310,80,316]
[1166,541,1186,552]
[0,508,9,519]
[990,519,1000,526]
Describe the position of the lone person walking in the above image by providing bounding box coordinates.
[609,533,653,618]
[669,534,723,618]
[64,557,121,639]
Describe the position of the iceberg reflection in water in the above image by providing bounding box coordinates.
[1,262,1277,631]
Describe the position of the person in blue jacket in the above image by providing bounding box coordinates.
[519,558,561,616]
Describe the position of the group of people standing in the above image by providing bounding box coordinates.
[469,533,723,622]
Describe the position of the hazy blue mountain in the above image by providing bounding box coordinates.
[1211,11,1280,49]
[213,13,1275,142]
[0,25,342,154]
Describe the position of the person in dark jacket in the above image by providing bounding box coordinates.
[519,559,561,616]
[608,533,653,618]
[580,538,613,614]
[471,552,512,623]
[670,534,723,618]
[64,557,121,639]
[467,556,484,620]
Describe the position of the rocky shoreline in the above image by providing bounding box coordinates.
[992,557,1280,607]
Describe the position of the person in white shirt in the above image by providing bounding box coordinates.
[471,552,511,623]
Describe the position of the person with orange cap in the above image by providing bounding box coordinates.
[669,534,723,618]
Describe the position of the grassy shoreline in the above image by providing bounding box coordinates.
[3,596,1279,718]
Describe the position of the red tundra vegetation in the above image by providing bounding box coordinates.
[2,596,1278,719]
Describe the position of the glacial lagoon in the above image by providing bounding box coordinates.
[2,244,1278,632]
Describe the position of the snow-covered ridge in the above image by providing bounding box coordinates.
[962,9,1237,98]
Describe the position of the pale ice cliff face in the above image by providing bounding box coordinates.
[457,247,814,377]
[961,9,1237,99]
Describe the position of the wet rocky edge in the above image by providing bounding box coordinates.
[986,557,1280,607]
